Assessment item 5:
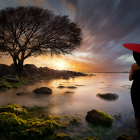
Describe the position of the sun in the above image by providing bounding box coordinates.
[55,61,65,70]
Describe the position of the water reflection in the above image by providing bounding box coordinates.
[0,73,138,139]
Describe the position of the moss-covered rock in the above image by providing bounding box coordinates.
[0,103,27,115]
[20,127,43,140]
[53,116,61,120]
[0,112,26,132]
[21,120,60,139]
[85,109,113,126]
[54,133,73,140]
[68,118,81,124]
[38,114,52,120]
[116,134,135,140]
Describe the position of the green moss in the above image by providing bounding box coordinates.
[0,112,27,132]
[20,127,43,140]
[0,77,37,89]
[116,134,135,140]
[38,114,52,120]
[68,118,82,125]
[0,103,27,115]
[53,116,61,120]
[86,109,113,126]
[54,133,73,140]
[26,118,59,131]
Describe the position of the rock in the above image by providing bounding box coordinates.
[96,93,119,100]
[67,86,77,89]
[0,103,27,115]
[16,92,28,95]
[64,91,74,94]
[116,134,135,140]
[0,81,7,88]
[6,78,19,83]
[113,114,121,119]
[31,74,41,79]
[60,76,63,79]
[33,87,52,94]
[57,86,65,88]
[19,68,30,77]
[0,112,27,132]
[85,109,113,126]
[54,133,73,140]
[24,64,39,74]
[69,118,81,124]
[38,114,51,120]
[0,64,14,77]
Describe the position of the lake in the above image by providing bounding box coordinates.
[0,73,139,140]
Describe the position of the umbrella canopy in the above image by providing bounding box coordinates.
[123,43,140,53]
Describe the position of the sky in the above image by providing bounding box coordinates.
[0,0,140,72]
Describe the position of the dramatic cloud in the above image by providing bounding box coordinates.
[0,0,139,72]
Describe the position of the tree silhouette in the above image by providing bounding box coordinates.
[0,6,83,71]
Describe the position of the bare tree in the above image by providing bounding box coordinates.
[0,6,83,71]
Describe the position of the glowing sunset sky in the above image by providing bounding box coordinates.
[0,0,140,72]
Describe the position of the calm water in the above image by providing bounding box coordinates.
[0,73,139,140]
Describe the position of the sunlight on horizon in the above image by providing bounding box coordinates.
[54,60,68,70]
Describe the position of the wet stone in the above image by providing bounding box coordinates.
[64,91,74,94]
[33,87,52,94]
[16,92,28,95]
[67,86,77,89]
[113,114,121,119]
[96,93,119,100]
[57,86,65,88]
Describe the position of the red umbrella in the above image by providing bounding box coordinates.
[123,43,140,53]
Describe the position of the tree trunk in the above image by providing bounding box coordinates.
[13,54,24,72]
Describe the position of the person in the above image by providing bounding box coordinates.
[123,43,140,135]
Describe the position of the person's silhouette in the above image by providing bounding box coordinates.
[129,51,140,134]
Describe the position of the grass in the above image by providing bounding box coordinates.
[0,76,35,89]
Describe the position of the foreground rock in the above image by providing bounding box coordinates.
[116,134,135,140]
[6,78,19,83]
[0,103,60,140]
[54,133,73,140]
[0,103,27,115]
[85,109,113,126]
[33,87,52,94]
[16,92,28,95]
[96,93,119,100]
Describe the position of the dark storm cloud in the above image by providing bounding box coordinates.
[64,0,140,71]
